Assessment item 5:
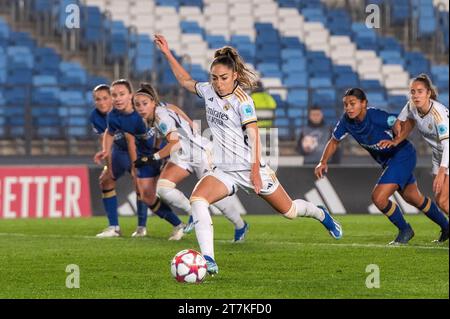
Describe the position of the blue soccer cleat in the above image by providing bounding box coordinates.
[204,255,219,275]
[183,215,195,234]
[233,222,249,243]
[388,224,415,245]
[318,205,343,240]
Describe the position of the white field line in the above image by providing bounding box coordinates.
[0,232,448,251]
[217,240,449,251]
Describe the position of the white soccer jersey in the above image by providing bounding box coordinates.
[195,82,263,171]
[398,100,449,167]
[154,105,205,163]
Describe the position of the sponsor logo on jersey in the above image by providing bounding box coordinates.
[387,116,396,127]
[206,107,229,126]
[208,97,214,102]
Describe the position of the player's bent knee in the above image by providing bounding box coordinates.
[100,179,115,190]
[371,193,388,210]
[190,196,209,205]
[437,196,448,210]
[141,190,157,204]
[157,179,176,196]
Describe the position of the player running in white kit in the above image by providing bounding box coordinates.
[381,74,448,240]
[133,83,250,242]
[155,34,343,275]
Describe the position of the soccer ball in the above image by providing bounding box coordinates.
[171,249,207,283]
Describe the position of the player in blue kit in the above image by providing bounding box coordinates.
[90,84,149,238]
[315,88,449,245]
[96,79,186,240]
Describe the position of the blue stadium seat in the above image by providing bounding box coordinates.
[0,67,6,84]
[335,73,359,89]
[9,69,33,85]
[7,46,34,69]
[0,91,5,105]
[205,35,227,49]
[59,90,86,106]
[312,89,336,105]
[181,21,203,35]
[283,74,308,88]
[33,0,52,13]
[287,89,309,108]
[32,87,60,106]
[309,76,333,89]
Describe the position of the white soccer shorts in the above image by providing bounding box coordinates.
[205,164,280,196]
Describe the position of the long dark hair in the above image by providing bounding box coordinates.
[111,79,133,93]
[343,88,368,103]
[134,83,160,105]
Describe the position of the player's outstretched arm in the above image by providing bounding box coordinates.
[155,132,182,160]
[315,138,340,179]
[154,34,197,95]
[94,132,114,165]
[167,104,197,131]
[378,118,415,149]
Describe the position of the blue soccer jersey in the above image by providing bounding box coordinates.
[332,108,416,167]
[332,108,417,189]
[90,108,128,152]
[106,108,157,158]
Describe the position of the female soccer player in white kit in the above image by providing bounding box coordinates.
[154,34,343,274]
[380,74,448,242]
[132,83,250,242]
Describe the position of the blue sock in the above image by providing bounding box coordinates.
[419,197,449,230]
[150,197,182,227]
[381,201,409,231]
[102,189,119,227]
[136,194,148,227]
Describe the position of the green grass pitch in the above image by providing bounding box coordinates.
[0,215,448,299]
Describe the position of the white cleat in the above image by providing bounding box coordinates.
[131,226,147,237]
[96,226,121,238]
[168,223,186,241]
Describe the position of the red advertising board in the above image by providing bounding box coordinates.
[0,166,92,219]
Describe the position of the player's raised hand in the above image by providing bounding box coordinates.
[314,162,328,179]
[154,34,170,55]
[93,150,108,165]
[433,168,446,194]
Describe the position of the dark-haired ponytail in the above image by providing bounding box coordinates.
[134,82,160,105]
[211,46,258,90]
[111,79,134,93]
[343,88,368,102]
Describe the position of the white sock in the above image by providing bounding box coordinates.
[287,199,325,221]
[213,194,246,229]
[191,199,214,258]
[157,180,192,215]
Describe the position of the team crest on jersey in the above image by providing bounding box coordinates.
[224,103,231,111]
[387,116,396,127]
[428,124,433,131]
[438,124,448,135]
[243,104,254,117]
